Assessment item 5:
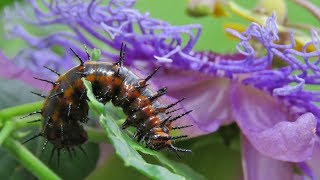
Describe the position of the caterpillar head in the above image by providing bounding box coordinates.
[44,121,88,149]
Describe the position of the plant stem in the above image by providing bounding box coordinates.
[0,101,42,122]
[0,121,15,146]
[291,0,320,20]
[2,137,61,180]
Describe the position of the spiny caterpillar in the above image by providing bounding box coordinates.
[23,43,193,161]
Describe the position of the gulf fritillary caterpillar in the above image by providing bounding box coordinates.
[23,43,192,161]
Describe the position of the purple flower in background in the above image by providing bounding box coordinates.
[3,0,201,90]
[2,0,320,179]
[153,15,320,179]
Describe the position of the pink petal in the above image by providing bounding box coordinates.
[158,95,207,137]
[241,135,303,180]
[307,143,320,179]
[153,67,234,134]
[0,51,49,91]
[231,83,317,162]
[129,67,207,137]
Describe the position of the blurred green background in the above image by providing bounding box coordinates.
[135,0,320,52]
[1,0,319,54]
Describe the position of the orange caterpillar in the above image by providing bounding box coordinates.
[24,43,192,160]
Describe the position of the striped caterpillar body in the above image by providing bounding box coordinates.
[24,44,192,159]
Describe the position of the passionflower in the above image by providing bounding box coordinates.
[3,0,201,90]
[225,0,319,53]
[2,0,319,179]
[153,14,320,179]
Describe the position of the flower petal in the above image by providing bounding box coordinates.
[158,95,207,137]
[307,143,320,179]
[231,83,317,162]
[153,67,234,134]
[297,162,317,180]
[130,67,207,137]
[241,135,302,180]
[0,51,49,90]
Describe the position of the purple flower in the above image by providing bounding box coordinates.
[2,0,320,179]
[3,0,200,86]
[153,15,320,179]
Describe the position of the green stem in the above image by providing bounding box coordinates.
[2,137,61,180]
[15,118,41,129]
[0,121,15,146]
[0,101,42,122]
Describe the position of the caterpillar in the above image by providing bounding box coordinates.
[23,43,193,160]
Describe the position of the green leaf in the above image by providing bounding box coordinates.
[83,78,204,180]
[40,141,100,179]
[166,132,242,179]
[87,153,146,180]
[99,115,184,180]
[128,140,205,180]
